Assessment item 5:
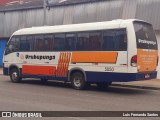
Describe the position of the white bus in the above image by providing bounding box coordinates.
[3,19,158,90]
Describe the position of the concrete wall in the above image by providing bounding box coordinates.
[0,40,7,67]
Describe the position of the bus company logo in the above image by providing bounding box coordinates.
[25,55,55,60]
[20,54,24,59]
[16,53,24,59]
[138,39,156,45]
[16,53,19,57]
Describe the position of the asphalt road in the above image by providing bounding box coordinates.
[0,75,160,120]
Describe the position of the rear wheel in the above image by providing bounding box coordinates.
[10,68,21,83]
[71,72,87,90]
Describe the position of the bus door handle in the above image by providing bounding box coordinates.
[44,62,49,64]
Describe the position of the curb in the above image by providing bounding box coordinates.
[111,84,160,90]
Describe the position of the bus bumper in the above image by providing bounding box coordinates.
[86,71,157,82]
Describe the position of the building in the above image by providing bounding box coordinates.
[0,0,160,77]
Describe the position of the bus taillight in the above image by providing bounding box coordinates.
[131,55,137,67]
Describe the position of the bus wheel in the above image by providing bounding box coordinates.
[71,72,86,90]
[10,68,21,83]
[96,82,111,90]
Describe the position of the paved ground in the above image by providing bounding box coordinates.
[113,79,160,90]
[0,75,160,120]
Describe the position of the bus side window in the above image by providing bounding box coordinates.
[44,34,54,51]
[89,32,101,51]
[20,36,27,51]
[54,34,65,51]
[102,30,115,51]
[6,36,20,54]
[34,35,44,51]
[77,32,89,51]
[65,33,76,51]
[27,36,34,51]
[102,29,127,51]
[114,29,127,51]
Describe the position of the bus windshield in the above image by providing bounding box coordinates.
[133,21,158,50]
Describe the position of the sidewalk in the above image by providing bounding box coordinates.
[0,68,160,90]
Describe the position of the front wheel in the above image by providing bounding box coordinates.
[71,72,87,90]
[10,68,21,83]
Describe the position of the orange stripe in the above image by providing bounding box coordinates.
[22,65,56,76]
[56,52,71,77]
[56,52,63,76]
[71,52,118,63]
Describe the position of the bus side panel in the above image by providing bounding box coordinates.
[69,51,128,82]
[120,21,138,73]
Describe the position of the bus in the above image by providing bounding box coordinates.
[3,19,158,90]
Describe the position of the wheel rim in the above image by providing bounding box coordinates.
[73,76,82,87]
[12,72,18,81]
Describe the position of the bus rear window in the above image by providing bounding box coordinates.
[133,21,158,50]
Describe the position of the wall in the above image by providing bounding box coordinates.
[0,0,125,37]
[0,40,7,67]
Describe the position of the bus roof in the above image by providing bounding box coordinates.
[12,19,148,36]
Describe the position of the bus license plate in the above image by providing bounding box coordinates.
[145,74,150,79]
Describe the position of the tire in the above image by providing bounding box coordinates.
[71,72,87,90]
[10,68,21,83]
[96,82,112,90]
